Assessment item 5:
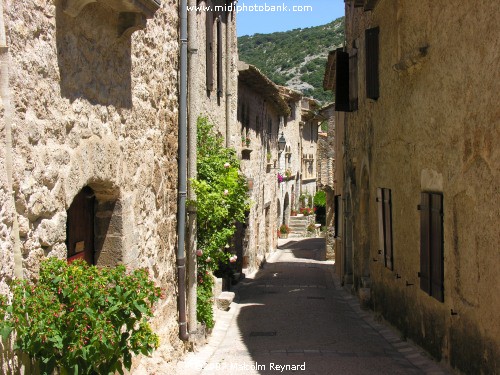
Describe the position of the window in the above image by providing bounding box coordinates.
[216,17,223,99]
[206,10,214,92]
[365,27,380,100]
[418,192,444,302]
[376,188,393,270]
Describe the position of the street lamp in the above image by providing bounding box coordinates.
[278,132,286,153]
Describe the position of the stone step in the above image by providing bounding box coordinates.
[216,291,235,311]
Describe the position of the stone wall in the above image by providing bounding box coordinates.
[342,1,499,373]
[0,1,184,372]
[191,2,238,143]
[237,80,282,271]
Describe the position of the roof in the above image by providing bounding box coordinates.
[278,85,303,102]
[238,61,290,116]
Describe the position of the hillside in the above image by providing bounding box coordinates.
[238,17,345,103]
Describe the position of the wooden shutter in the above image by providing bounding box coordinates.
[335,48,350,112]
[430,193,444,302]
[67,187,95,265]
[349,49,358,111]
[383,188,393,270]
[418,192,431,294]
[216,17,223,98]
[206,11,214,92]
[376,188,384,259]
[365,27,379,100]
[334,195,340,238]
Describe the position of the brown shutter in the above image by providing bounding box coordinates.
[349,49,358,111]
[418,192,431,294]
[365,27,379,100]
[376,188,384,260]
[430,193,444,302]
[206,11,214,92]
[216,17,223,98]
[335,48,350,112]
[334,195,340,238]
[383,188,393,270]
[67,187,95,265]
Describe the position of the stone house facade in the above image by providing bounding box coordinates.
[299,98,321,199]
[189,0,238,141]
[0,1,184,372]
[236,62,289,270]
[277,86,303,225]
[326,0,499,373]
[318,103,336,259]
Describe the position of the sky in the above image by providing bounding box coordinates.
[236,0,345,37]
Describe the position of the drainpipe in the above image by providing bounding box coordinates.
[186,0,198,337]
[0,0,23,280]
[177,0,189,341]
[225,9,232,147]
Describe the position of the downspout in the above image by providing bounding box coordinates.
[224,8,232,147]
[186,0,198,337]
[177,0,189,341]
[0,0,23,280]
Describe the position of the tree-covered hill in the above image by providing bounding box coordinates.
[238,17,344,103]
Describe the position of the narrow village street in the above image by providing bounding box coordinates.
[177,238,451,375]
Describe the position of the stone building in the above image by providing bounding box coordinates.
[325,0,499,373]
[236,62,289,271]
[277,86,303,226]
[188,0,238,141]
[0,1,184,372]
[299,98,321,199]
[318,102,336,259]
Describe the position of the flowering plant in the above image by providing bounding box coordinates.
[277,173,284,183]
[300,207,315,216]
[279,224,291,234]
[0,258,161,375]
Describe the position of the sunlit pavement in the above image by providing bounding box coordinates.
[176,238,452,375]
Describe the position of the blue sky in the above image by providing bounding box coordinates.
[236,0,345,37]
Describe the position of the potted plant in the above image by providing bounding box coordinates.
[279,224,290,239]
[285,168,293,180]
[241,135,246,147]
[291,209,297,216]
[266,151,272,163]
[245,137,251,147]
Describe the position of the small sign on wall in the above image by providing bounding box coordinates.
[75,241,85,253]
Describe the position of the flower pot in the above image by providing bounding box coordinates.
[280,233,288,239]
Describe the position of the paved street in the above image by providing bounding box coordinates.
[177,238,451,375]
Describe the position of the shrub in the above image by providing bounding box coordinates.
[279,224,291,234]
[0,258,161,375]
[192,117,250,328]
[313,190,326,207]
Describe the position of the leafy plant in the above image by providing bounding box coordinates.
[279,224,290,234]
[313,190,326,207]
[191,117,250,328]
[0,258,161,375]
[307,223,317,232]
